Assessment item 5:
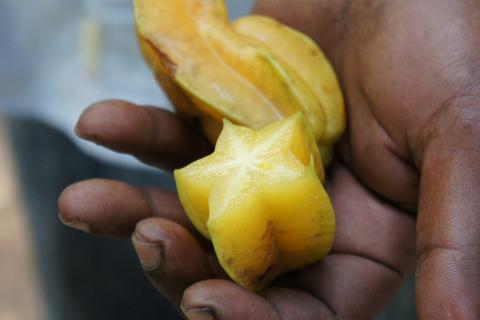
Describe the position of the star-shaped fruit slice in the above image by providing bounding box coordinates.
[174,113,335,291]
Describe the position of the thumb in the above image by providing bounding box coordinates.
[415,103,480,319]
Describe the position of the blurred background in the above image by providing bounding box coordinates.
[0,0,416,319]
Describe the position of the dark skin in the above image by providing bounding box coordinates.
[58,0,480,318]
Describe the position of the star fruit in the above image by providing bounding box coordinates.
[174,114,335,291]
[134,0,345,165]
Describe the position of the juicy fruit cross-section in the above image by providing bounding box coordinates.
[175,114,335,291]
[134,0,345,290]
[134,0,345,165]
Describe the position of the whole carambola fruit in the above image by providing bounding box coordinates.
[134,0,345,166]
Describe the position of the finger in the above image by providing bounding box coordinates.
[415,107,480,319]
[182,280,277,320]
[75,99,211,170]
[261,287,335,320]
[132,218,214,306]
[293,254,403,319]
[58,179,198,238]
[183,251,409,320]
[181,279,334,320]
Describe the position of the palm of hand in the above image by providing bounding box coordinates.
[59,0,480,319]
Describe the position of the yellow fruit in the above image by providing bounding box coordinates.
[134,0,345,164]
[174,114,335,291]
[232,16,345,164]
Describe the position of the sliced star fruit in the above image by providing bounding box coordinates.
[174,114,334,291]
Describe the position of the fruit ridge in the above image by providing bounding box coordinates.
[175,114,335,290]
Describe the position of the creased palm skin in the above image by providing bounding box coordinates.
[260,1,480,318]
[58,0,480,319]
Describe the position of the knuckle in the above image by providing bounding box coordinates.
[420,95,480,158]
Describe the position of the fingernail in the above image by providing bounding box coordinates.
[74,123,96,142]
[132,235,164,271]
[74,124,84,138]
[182,307,215,320]
[58,213,92,233]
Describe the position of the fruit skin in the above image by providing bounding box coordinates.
[134,0,345,164]
[137,34,224,143]
[174,114,335,291]
[232,15,345,165]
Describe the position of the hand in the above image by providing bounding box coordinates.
[257,0,480,318]
[59,99,414,319]
[58,0,480,319]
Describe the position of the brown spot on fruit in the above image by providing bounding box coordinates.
[145,39,177,75]
[261,221,273,241]
[258,264,273,283]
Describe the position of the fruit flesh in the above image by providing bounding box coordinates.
[174,114,335,291]
[134,0,345,160]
